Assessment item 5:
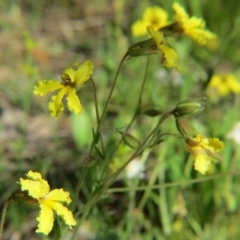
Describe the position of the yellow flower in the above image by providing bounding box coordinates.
[147,26,178,69]
[131,6,169,37]
[34,60,94,118]
[19,170,76,235]
[186,134,224,174]
[208,73,240,96]
[172,2,216,45]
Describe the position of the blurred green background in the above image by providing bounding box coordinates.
[0,0,240,239]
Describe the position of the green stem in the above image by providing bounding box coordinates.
[90,78,105,155]
[98,53,128,128]
[158,146,171,236]
[0,199,11,240]
[137,56,150,106]
[72,110,171,237]
[89,78,100,125]
[106,111,172,186]
[87,52,128,158]
[100,56,150,181]
[115,56,150,149]
[106,170,240,193]
[71,53,127,230]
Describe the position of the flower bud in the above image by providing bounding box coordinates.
[127,38,157,57]
[173,98,206,117]
[175,117,196,139]
[11,190,38,206]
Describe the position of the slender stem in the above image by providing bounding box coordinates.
[98,53,128,128]
[89,78,105,155]
[0,199,11,240]
[87,53,128,157]
[71,167,88,211]
[89,78,100,124]
[112,56,150,156]
[100,56,150,181]
[138,56,150,106]
[106,111,172,187]
[71,53,127,221]
[106,170,240,193]
[71,113,171,239]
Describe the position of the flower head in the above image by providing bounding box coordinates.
[18,170,76,235]
[186,134,224,174]
[208,73,240,96]
[173,98,206,117]
[34,60,94,118]
[172,2,216,45]
[131,6,169,37]
[127,26,178,69]
[148,26,178,69]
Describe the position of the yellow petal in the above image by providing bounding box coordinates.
[46,189,72,204]
[208,74,240,96]
[194,155,211,174]
[25,171,49,185]
[172,2,189,25]
[184,17,208,45]
[36,203,54,235]
[208,75,221,87]
[226,75,240,94]
[172,2,216,45]
[43,200,76,228]
[26,170,44,181]
[142,6,168,29]
[159,45,178,69]
[67,88,82,114]
[34,80,63,96]
[131,20,149,37]
[75,60,94,86]
[131,6,169,37]
[207,138,224,152]
[48,87,69,118]
[19,178,49,200]
[147,26,179,69]
[147,25,164,49]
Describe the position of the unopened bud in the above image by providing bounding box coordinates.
[175,117,196,139]
[116,130,141,149]
[127,38,157,57]
[11,190,38,206]
[173,98,206,117]
[123,133,141,149]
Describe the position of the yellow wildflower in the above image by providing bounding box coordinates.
[34,60,94,118]
[131,6,169,37]
[186,134,224,174]
[19,170,76,235]
[147,26,178,69]
[208,73,240,96]
[172,2,216,45]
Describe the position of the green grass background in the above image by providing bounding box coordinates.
[0,0,240,239]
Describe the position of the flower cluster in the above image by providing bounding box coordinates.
[0,2,230,239]
[131,2,216,45]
